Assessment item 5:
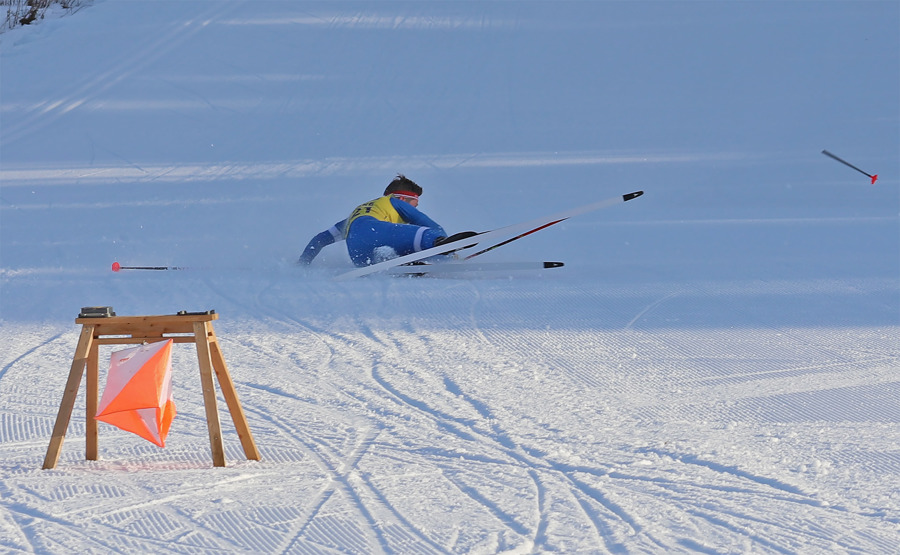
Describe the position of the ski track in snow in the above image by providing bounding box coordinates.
[115,272,891,554]
[0,2,244,149]
[3,272,896,552]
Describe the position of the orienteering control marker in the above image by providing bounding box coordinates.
[42,310,260,469]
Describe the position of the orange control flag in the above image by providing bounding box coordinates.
[96,340,177,447]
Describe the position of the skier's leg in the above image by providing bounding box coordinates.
[346,219,442,266]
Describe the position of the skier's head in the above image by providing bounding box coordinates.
[384,174,422,202]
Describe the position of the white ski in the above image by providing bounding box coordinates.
[335,191,642,281]
[388,261,564,276]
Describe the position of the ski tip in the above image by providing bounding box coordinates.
[623,191,644,201]
[871,174,878,185]
[543,261,565,269]
[111,261,121,272]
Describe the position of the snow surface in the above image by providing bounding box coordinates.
[1,1,899,553]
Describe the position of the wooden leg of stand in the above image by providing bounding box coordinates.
[208,327,260,461]
[43,325,95,469]
[194,321,226,467]
[85,342,99,461]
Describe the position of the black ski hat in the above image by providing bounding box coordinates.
[384,174,423,197]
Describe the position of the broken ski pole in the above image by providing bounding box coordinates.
[822,150,878,184]
[111,262,186,272]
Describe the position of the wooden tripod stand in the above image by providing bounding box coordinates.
[43,311,260,469]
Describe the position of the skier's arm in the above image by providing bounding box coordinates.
[391,198,446,236]
[299,220,345,265]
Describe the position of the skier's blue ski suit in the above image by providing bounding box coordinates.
[299,195,446,267]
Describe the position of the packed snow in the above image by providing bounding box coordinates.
[1,1,898,553]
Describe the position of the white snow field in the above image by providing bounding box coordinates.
[1,1,899,553]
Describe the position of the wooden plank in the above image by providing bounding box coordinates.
[94,336,197,345]
[43,325,95,469]
[80,322,192,336]
[193,321,227,467]
[209,331,260,461]
[76,313,218,326]
[75,313,218,337]
[77,313,217,325]
[85,342,99,460]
